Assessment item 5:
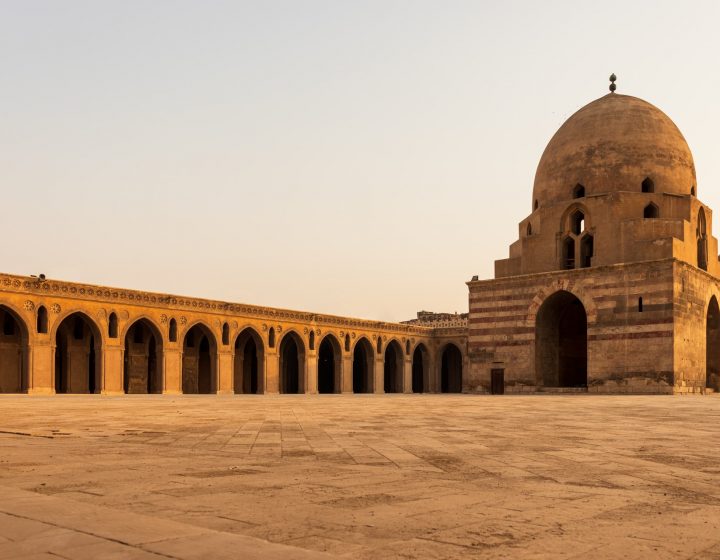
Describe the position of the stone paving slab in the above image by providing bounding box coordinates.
[0,394,719,558]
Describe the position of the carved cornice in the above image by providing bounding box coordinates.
[0,273,446,337]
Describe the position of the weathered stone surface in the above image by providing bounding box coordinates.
[0,394,719,559]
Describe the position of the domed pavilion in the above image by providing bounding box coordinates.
[468,81,719,395]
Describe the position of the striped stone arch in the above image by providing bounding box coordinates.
[526,278,598,327]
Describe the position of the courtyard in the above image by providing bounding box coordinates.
[0,394,719,559]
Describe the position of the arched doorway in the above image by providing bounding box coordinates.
[123,319,163,394]
[279,332,305,394]
[412,344,428,393]
[535,290,588,387]
[707,297,720,391]
[0,306,29,393]
[353,337,374,393]
[384,340,403,393]
[440,344,463,393]
[318,335,341,394]
[55,312,102,394]
[182,324,217,394]
[234,327,264,394]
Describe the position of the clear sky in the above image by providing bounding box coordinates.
[2,1,719,322]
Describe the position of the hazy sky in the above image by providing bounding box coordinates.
[2,1,719,321]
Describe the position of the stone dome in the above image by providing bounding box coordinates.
[532,93,696,207]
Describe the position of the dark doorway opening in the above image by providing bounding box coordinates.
[234,328,264,394]
[440,344,463,393]
[384,341,403,393]
[55,313,101,394]
[707,297,720,391]
[411,345,427,393]
[123,319,162,394]
[318,336,341,394]
[491,368,505,395]
[0,306,28,393]
[182,324,216,394]
[536,290,588,388]
[280,333,304,394]
[353,337,373,393]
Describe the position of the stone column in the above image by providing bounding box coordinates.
[306,353,318,394]
[403,356,412,394]
[163,347,183,394]
[341,354,353,393]
[102,345,124,395]
[29,339,53,394]
[217,349,233,394]
[266,350,279,394]
[374,357,385,394]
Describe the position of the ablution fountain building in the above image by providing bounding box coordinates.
[1,82,717,396]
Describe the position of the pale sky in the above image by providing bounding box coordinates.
[2,1,719,321]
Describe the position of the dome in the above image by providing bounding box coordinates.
[532,93,696,207]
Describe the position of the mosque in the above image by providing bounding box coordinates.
[0,79,717,395]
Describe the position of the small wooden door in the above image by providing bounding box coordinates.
[491,369,504,395]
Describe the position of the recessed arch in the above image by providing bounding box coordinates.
[697,207,708,271]
[344,334,350,352]
[234,326,264,394]
[279,330,305,394]
[562,236,575,270]
[534,199,539,211]
[222,323,230,346]
[570,209,585,235]
[353,337,374,393]
[573,183,585,199]
[36,305,48,334]
[535,290,587,388]
[384,340,403,393]
[440,343,463,393]
[580,234,594,268]
[641,177,655,193]
[691,186,696,196]
[412,343,429,393]
[54,311,102,394]
[182,322,217,394]
[123,318,163,394]
[309,330,315,351]
[169,318,177,342]
[707,296,720,392]
[644,203,659,219]
[108,312,118,339]
[268,327,276,348]
[526,223,533,236]
[376,337,383,354]
[0,305,29,393]
[318,334,341,394]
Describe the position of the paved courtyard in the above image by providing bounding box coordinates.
[0,395,719,559]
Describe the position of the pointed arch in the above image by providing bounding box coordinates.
[440,343,463,393]
[644,203,659,219]
[641,177,655,193]
[108,312,118,339]
[222,323,230,346]
[279,330,305,394]
[36,305,48,334]
[535,290,587,388]
[309,330,315,351]
[697,207,708,271]
[707,296,720,392]
[318,334,341,394]
[412,343,428,393]
[0,305,29,393]
[384,340,403,393]
[182,322,217,394]
[234,326,264,394]
[123,317,163,394]
[169,318,177,342]
[268,327,276,348]
[353,337,374,393]
[54,311,103,394]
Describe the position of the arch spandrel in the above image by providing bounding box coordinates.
[527,281,598,326]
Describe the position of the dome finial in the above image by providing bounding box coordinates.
[609,73,617,93]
